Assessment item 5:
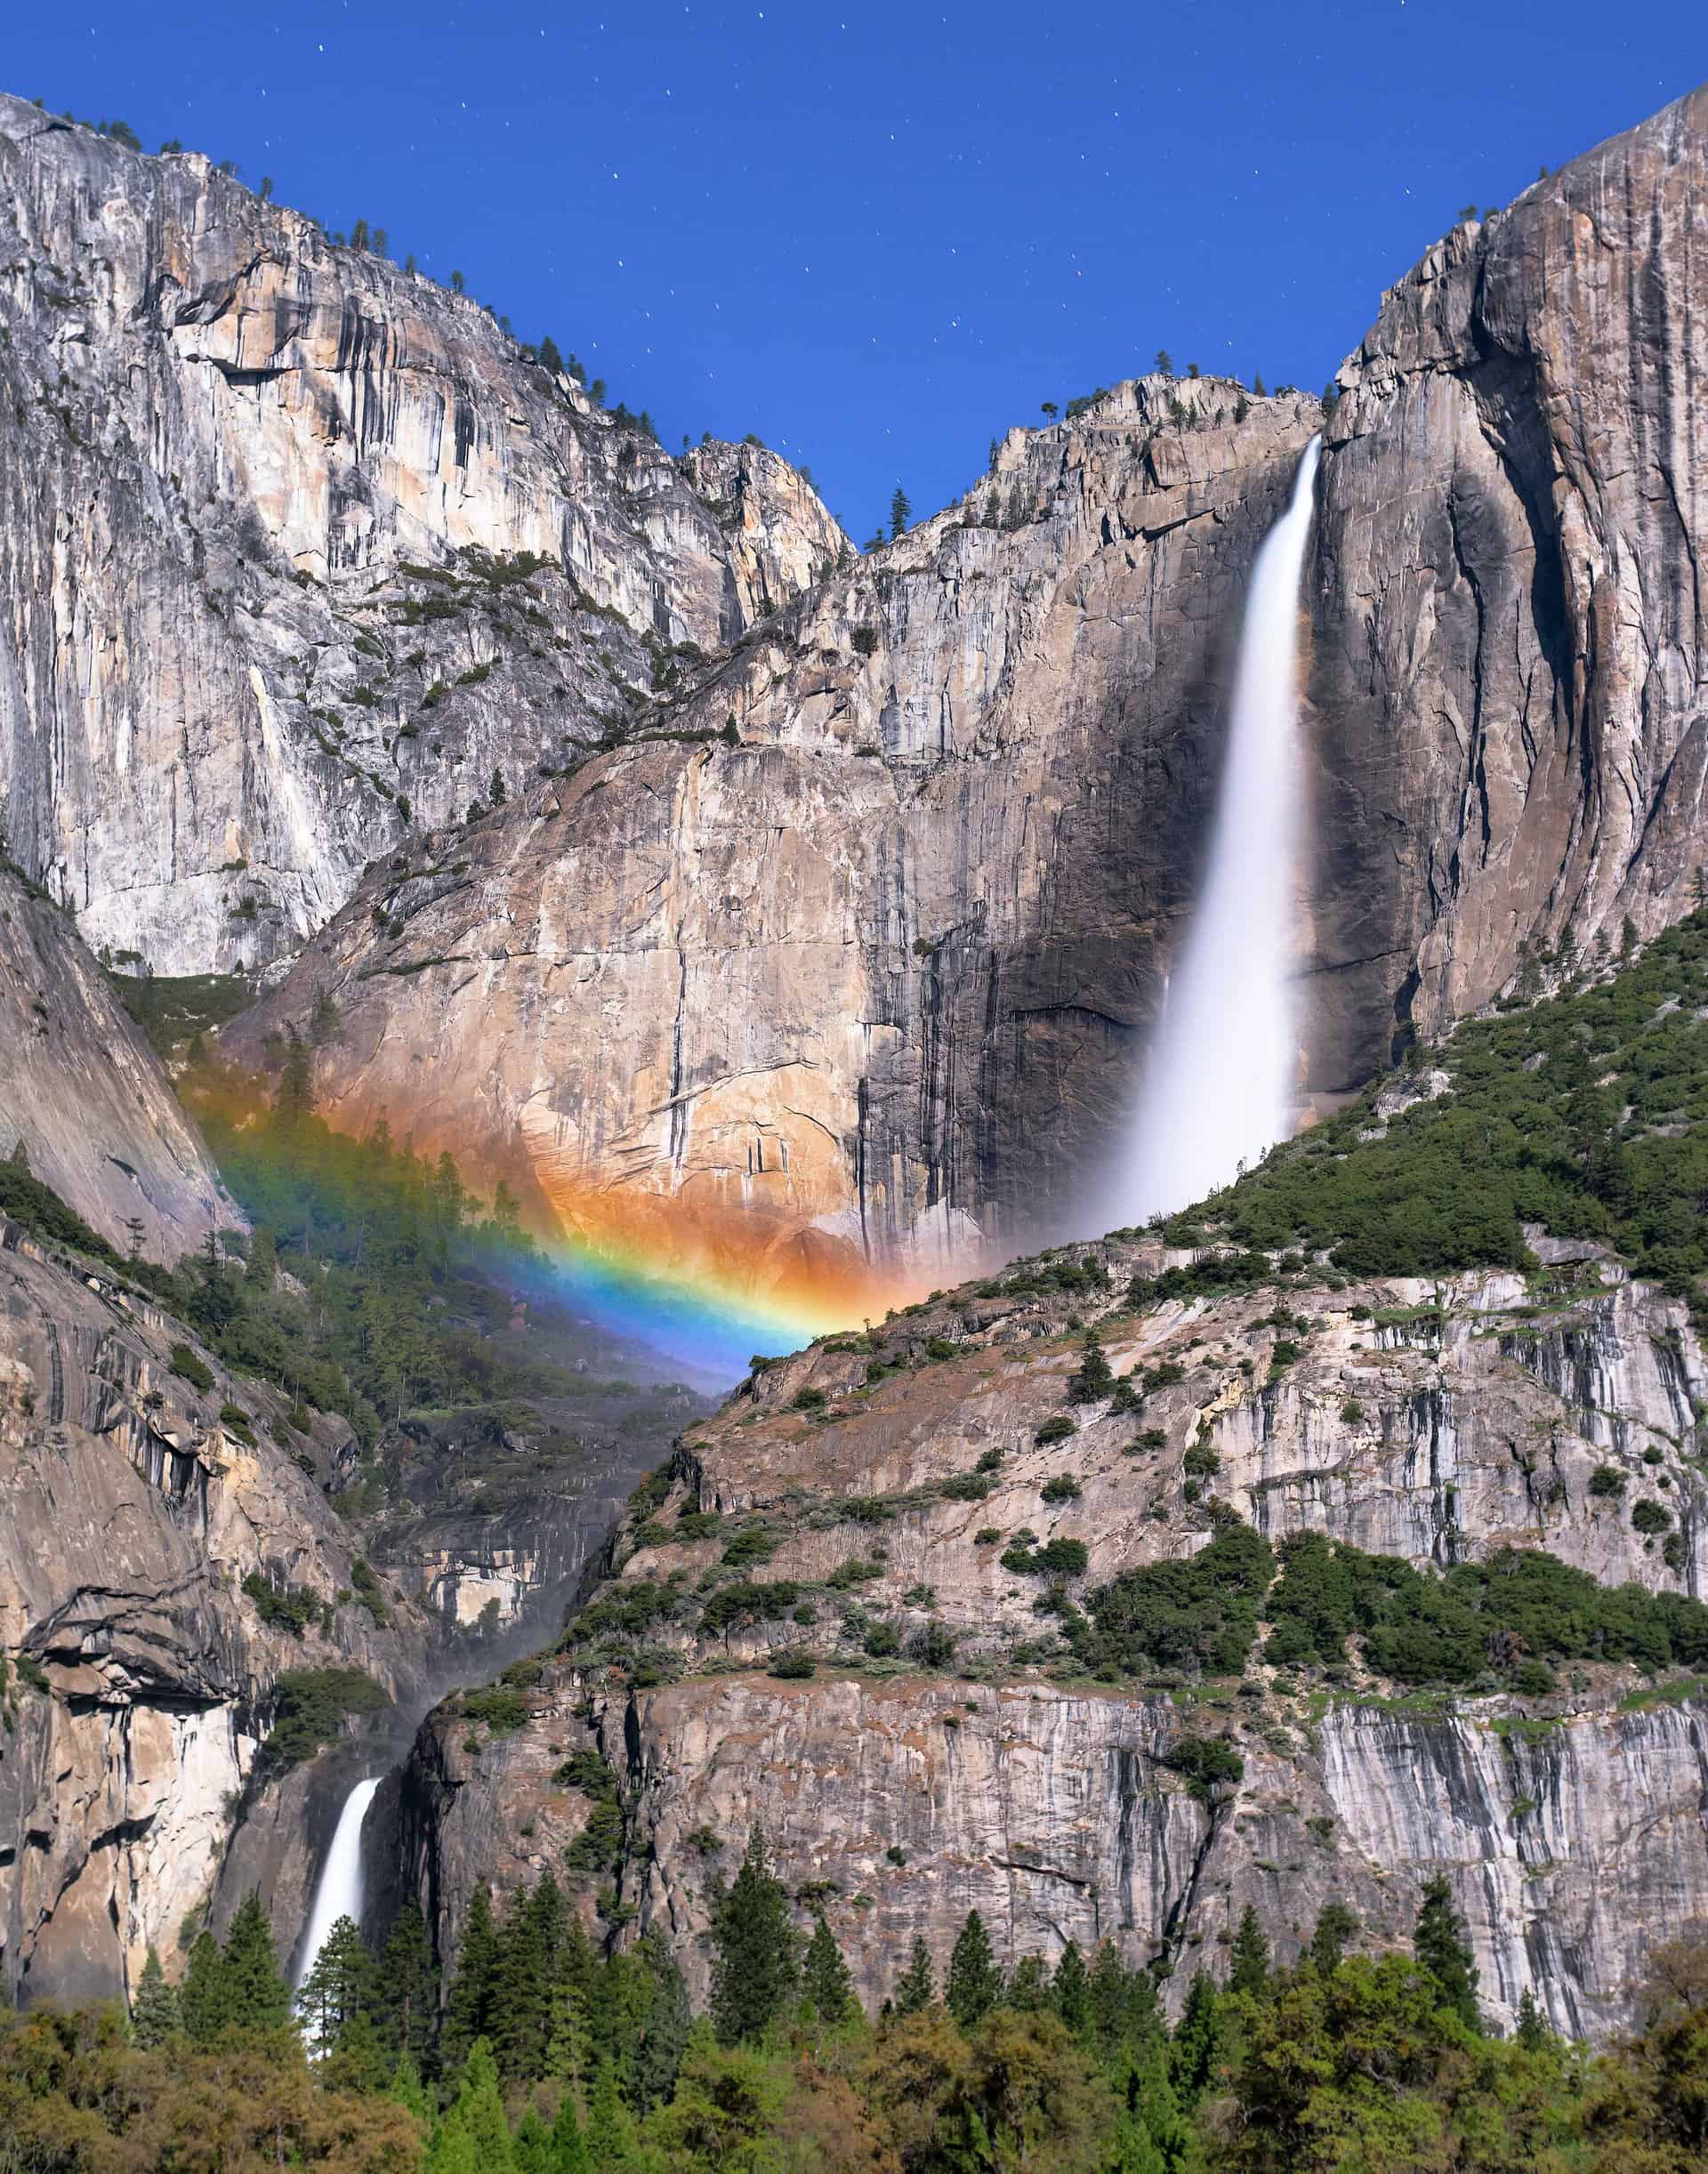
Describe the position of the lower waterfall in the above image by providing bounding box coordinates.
[294,1775,382,1993]
[1119,436,1323,1220]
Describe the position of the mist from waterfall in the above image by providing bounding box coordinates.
[1119,437,1322,1221]
[294,1775,382,1994]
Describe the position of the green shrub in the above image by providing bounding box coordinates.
[1590,1465,1628,1499]
[769,1648,817,1679]
[241,1571,314,1638]
[1035,1415,1076,1445]
[217,1402,256,1445]
[1264,1531,1708,1684]
[1161,1735,1243,1802]
[1002,1535,1090,1577]
[1631,1499,1672,1534]
[461,1687,530,1733]
[259,1668,386,1773]
[1069,1524,1273,1678]
[699,1580,801,1633]
[1040,1475,1082,1504]
[721,1525,779,1566]
[350,1558,389,1627]
[792,1387,827,1413]
[171,1343,215,1395]
[939,1472,993,1502]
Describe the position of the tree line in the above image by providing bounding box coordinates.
[17,1825,1701,2171]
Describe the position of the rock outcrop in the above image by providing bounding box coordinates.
[0,93,845,972]
[0,868,238,1258]
[397,1234,1708,2041]
[0,1218,423,2004]
[231,86,1708,1315]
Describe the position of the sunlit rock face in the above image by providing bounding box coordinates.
[0,93,844,974]
[228,88,1708,1310]
[398,1241,1708,2041]
[0,869,238,1257]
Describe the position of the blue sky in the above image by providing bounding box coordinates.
[9,3,1701,541]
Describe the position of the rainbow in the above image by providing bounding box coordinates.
[508,1227,860,1383]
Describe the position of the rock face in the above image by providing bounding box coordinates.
[1308,82,1708,1081]
[0,94,845,973]
[0,1218,424,2005]
[231,86,1708,1316]
[396,1236,1708,2041]
[0,869,238,1257]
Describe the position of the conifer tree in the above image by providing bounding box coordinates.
[1515,1985,1551,2050]
[1306,1900,1359,1977]
[710,1826,800,2043]
[448,2039,513,2170]
[221,1891,293,2033]
[391,2048,431,2118]
[1414,1876,1480,2029]
[1169,1971,1222,2106]
[489,768,508,808]
[889,487,912,539]
[802,1914,856,2026]
[631,1936,692,2111]
[584,2056,638,2165]
[180,1929,227,2044]
[1253,372,1268,397]
[131,1946,180,2047]
[439,1885,502,2075]
[1229,1905,1270,1996]
[374,1901,439,2065]
[947,1910,1003,2029]
[296,1912,375,2045]
[549,2086,589,2174]
[278,1026,314,1129]
[512,2106,552,2174]
[1066,1330,1114,1404]
[894,1936,937,2016]
[1088,1939,1160,2067]
[324,2006,391,2095]
[492,1874,564,2078]
[1051,1941,1092,2038]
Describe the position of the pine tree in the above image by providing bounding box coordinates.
[296,1912,375,2045]
[374,1900,439,2065]
[894,1936,936,2015]
[710,1827,800,2043]
[439,1886,502,2075]
[180,1929,227,2044]
[1229,1904,1270,1996]
[584,2056,638,2165]
[947,1910,1003,2029]
[324,2006,391,2094]
[538,334,566,378]
[1088,1940,1162,2070]
[1414,1876,1480,2028]
[131,1946,180,2047]
[1066,1331,1114,1404]
[1169,1971,1222,2106]
[492,1874,565,2078]
[1306,1900,1359,1976]
[512,2107,552,2174]
[1155,349,1174,377]
[391,2048,430,2118]
[549,2086,589,2174]
[489,769,508,808]
[889,487,912,540]
[448,2039,513,2170]
[221,1891,293,2033]
[309,986,342,1048]
[1006,1955,1049,2011]
[1253,372,1268,397]
[1051,1941,1092,2039]
[277,1026,314,1129]
[1516,1985,1551,2050]
[802,1914,856,2026]
[631,1936,691,2111]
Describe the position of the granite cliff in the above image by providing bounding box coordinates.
[0,92,845,975]
[231,85,1708,1316]
[399,1236,1708,2044]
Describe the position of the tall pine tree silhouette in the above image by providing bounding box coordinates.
[1414,1877,1480,2028]
[947,1910,1002,2028]
[710,1827,799,2044]
[802,1914,856,2026]
[131,1946,179,2047]
[894,1936,937,2015]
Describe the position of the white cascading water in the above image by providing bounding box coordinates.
[294,1775,382,1991]
[1119,437,1323,1220]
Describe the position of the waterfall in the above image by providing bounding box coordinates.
[1119,437,1322,1221]
[294,1775,382,1991]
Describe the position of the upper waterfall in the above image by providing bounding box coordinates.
[1118,437,1322,1221]
[293,1775,382,1994]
